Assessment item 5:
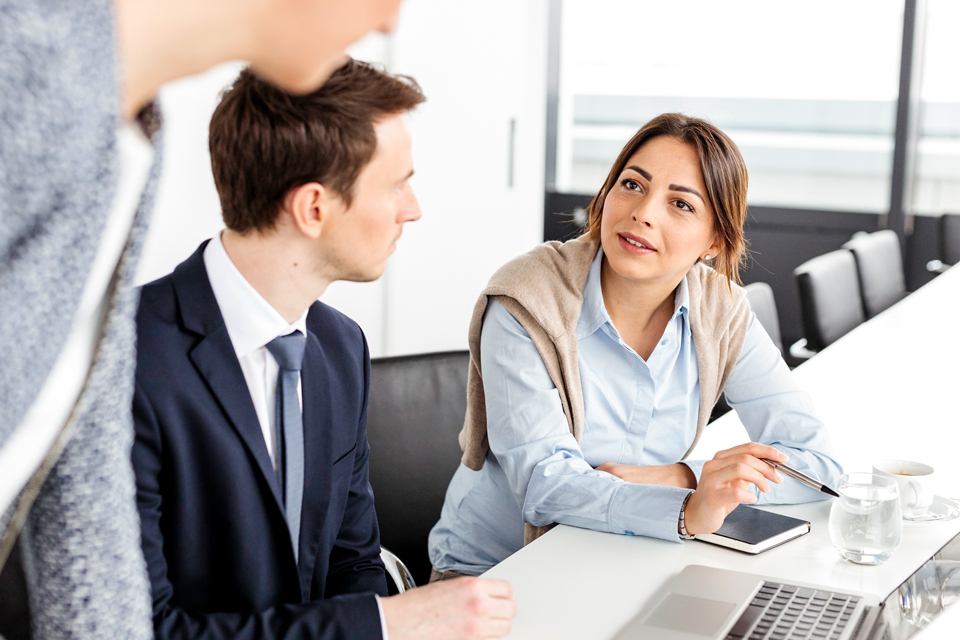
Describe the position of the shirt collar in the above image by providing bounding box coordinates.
[576,245,691,340]
[576,246,609,339]
[675,276,692,337]
[203,232,309,360]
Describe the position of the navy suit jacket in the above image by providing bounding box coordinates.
[132,243,388,639]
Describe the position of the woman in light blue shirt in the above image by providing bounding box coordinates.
[428,113,842,578]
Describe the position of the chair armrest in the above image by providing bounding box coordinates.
[380,547,416,594]
[789,338,817,361]
[927,260,952,274]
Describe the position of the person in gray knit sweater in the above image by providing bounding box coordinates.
[1,0,513,638]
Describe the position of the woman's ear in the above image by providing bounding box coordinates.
[704,233,722,262]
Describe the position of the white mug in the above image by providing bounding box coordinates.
[873,460,935,517]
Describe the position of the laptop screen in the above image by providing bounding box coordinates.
[871,527,960,639]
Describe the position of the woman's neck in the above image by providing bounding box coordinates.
[600,257,683,360]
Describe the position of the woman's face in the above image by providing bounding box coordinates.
[600,135,720,289]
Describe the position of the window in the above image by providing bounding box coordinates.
[555,0,905,213]
[912,0,960,215]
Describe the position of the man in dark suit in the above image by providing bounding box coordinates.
[132,60,515,640]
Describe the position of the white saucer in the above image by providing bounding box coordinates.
[903,496,960,523]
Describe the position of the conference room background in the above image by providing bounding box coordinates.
[136,0,960,358]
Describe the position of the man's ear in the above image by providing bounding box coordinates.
[285,182,339,239]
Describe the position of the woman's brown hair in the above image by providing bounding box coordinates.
[581,113,748,286]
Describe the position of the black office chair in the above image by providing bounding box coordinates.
[841,230,906,319]
[743,282,784,355]
[927,213,960,274]
[945,214,960,266]
[793,249,866,354]
[366,350,470,590]
[0,538,30,640]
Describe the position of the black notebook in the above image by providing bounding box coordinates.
[693,505,810,554]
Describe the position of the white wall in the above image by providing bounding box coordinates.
[136,0,549,358]
[136,62,242,287]
[380,0,548,354]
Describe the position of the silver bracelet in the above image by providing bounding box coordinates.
[678,491,696,540]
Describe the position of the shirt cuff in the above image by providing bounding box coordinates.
[681,459,706,484]
[607,483,694,542]
[376,594,389,640]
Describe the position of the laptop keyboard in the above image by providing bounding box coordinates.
[723,581,862,640]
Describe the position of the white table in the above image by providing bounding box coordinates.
[484,266,960,639]
[908,593,960,639]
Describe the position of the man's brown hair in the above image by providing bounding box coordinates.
[581,113,749,287]
[209,58,425,234]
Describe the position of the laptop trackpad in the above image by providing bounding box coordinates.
[643,593,737,636]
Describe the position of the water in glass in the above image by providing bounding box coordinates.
[829,473,902,565]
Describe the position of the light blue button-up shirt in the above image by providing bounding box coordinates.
[428,247,842,575]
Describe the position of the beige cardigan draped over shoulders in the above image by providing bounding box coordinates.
[458,237,752,543]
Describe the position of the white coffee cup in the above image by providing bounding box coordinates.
[873,460,935,517]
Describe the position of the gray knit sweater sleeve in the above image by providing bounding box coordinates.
[1,0,153,636]
[0,0,117,441]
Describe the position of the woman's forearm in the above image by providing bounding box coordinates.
[520,453,692,541]
[596,462,697,489]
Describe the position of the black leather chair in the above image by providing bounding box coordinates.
[928,213,960,273]
[944,213,960,266]
[841,230,906,318]
[0,537,30,640]
[793,249,866,353]
[743,282,784,355]
[366,350,470,589]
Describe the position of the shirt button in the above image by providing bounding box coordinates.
[660,339,667,346]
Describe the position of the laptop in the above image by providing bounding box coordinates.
[614,527,960,640]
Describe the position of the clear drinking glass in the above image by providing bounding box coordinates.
[828,472,902,565]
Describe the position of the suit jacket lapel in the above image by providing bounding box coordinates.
[297,325,334,600]
[173,245,285,513]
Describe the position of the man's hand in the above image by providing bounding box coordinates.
[596,462,696,489]
[381,577,517,640]
[684,443,786,535]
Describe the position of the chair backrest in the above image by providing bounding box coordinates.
[842,229,906,318]
[366,350,470,587]
[794,249,866,351]
[743,282,783,355]
[943,213,960,266]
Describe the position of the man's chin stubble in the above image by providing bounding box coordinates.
[341,268,384,284]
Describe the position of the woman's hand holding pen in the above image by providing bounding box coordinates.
[595,444,786,535]
[683,443,786,535]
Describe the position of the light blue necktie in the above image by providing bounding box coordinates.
[266,330,306,564]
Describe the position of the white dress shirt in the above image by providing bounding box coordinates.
[203,233,390,638]
[204,233,307,468]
